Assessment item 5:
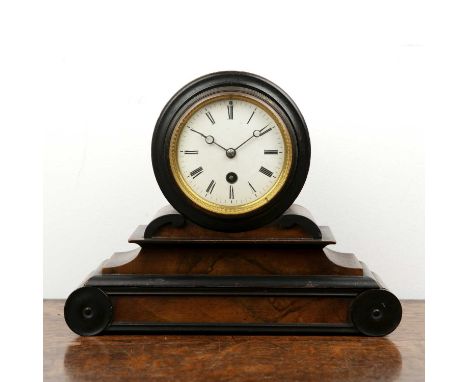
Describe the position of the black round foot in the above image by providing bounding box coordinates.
[351,289,402,337]
[64,287,113,336]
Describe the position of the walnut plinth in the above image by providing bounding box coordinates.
[64,205,402,337]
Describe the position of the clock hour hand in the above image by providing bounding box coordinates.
[189,127,227,152]
[234,124,271,151]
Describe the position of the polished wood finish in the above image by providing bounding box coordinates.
[101,246,363,276]
[66,210,400,336]
[100,223,363,276]
[45,300,425,381]
[139,214,330,243]
[111,295,350,324]
[65,219,397,335]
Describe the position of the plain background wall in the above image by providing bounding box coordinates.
[43,1,425,299]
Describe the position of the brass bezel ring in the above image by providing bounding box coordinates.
[169,91,293,216]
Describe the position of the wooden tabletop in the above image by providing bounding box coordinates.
[44,300,424,381]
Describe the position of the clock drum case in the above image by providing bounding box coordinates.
[151,72,311,231]
[64,72,402,337]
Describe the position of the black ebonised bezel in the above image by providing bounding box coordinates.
[151,71,310,231]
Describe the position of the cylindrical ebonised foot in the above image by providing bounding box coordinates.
[64,287,113,336]
[351,289,402,336]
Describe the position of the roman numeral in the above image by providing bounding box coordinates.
[259,127,272,136]
[182,150,198,154]
[259,166,273,177]
[205,111,215,124]
[189,166,203,179]
[264,150,278,155]
[227,100,233,120]
[206,179,216,194]
[247,109,256,124]
[248,181,256,193]
[229,185,234,199]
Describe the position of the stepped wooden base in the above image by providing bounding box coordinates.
[65,205,402,337]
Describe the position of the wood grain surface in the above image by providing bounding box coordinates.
[101,247,364,276]
[111,295,350,324]
[44,300,424,381]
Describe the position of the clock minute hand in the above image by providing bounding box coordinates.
[189,127,227,151]
[234,135,254,151]
[234,124,271,151]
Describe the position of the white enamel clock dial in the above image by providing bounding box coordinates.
[169,93,293,215]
